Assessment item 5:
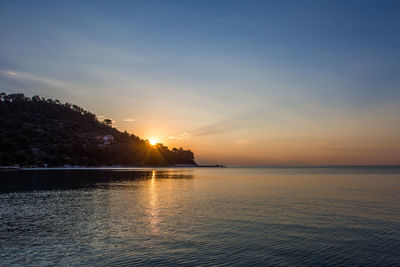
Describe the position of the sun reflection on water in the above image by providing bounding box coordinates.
[149,170,159,233]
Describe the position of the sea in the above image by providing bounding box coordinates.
[1,167,399,266]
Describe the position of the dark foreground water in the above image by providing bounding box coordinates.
[1,167,400,266]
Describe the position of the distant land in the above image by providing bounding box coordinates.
[0,92,197,167]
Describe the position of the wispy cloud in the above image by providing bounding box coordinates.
[4,70,17,76]
[189,121,238,137]
[123,118,136,122]
[169,132,191,140]
[235,139,254,145]
[169,119,244,140]
[1,69,70,88]
[314,139,400,153]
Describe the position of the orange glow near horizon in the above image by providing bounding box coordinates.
[148,138,158,146]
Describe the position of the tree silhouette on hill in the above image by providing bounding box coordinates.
[0,92,196,167]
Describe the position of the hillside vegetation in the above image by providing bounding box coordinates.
[0,92,196,167]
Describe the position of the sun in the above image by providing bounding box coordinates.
[148,138,158,146]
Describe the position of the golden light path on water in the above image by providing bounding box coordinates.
[149,170,159,233]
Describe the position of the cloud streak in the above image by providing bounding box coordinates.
[189,121,237,137]
[169,132,191,140]
[1,70,70,88]
[4,70,17,76]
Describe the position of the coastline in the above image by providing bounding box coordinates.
[3,165,400,171]
[0,164,226,170]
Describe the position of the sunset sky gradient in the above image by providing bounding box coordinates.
[1,0,400,165]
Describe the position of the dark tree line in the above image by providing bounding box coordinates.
[0,92,196,167]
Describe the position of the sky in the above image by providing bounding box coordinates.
[1,0,400,166]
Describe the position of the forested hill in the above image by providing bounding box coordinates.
[0,92,196,167]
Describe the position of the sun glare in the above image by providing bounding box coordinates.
[149,138,158,146]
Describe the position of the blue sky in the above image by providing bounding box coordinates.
[1,0,400,165]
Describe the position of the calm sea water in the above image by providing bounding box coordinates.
[1,167,399,266]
